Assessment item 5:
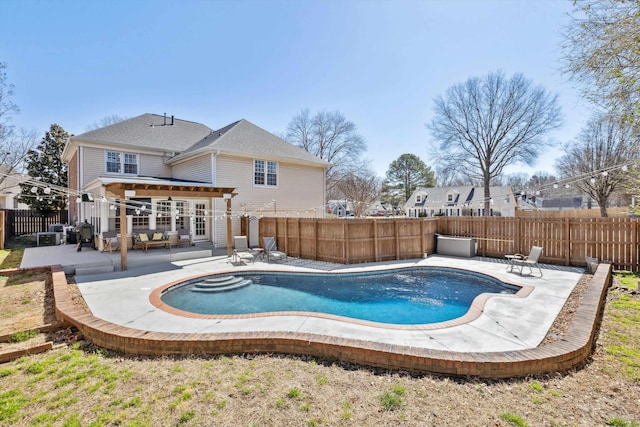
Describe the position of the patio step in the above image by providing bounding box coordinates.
[75,265,115,276]
[191,276,252,293]
[202,275,237,284]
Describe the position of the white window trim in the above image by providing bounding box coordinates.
[253,159,279,188]
[105,150,139,175]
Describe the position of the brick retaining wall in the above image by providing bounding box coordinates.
[52,263,612,378]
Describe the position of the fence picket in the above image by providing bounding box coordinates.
[2,209,69,243]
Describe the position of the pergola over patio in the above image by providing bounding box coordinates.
[104,180,236,271]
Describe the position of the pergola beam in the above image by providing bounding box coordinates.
[103,182,236,271]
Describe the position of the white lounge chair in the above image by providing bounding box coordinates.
[508,246,543,277]
[232,236,254,264]
[263,236,287,262]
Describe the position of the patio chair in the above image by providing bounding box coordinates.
[177,228,192,247]
[233,236,255,264]
[101,231,120,253]
[508,246,543,277]
[263,236,287,262]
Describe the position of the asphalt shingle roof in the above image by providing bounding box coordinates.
[71,113,213,152]
[177,119,330,167]
[71,114,329,167]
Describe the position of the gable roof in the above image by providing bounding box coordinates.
[404,186,514,209]
[68,113,213,153]
[171,119,330,167]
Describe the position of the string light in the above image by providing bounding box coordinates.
[2,161,635,219]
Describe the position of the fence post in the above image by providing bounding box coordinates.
[373,219,379,262]
[633,220,638,271]
[420,219,425,257]
[514,217,520,254]
[0,210,4,249]
[564,217,570,266]
[481,217,486,257]
[296,218,300,258]
[314,219,318,260]
[395,219,400,260]
[344,221,349,264]
[283,218,288,254]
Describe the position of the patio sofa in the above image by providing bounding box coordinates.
[132,230,171,253]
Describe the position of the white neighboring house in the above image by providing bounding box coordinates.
[364,200,393,216]
[404,186,517,217]
[62,113,330,248]
[0,166,29,209]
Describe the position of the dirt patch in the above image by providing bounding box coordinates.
[541,272,591,345]
[0,270,56,337]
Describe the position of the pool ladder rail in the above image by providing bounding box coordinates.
[191,275,252,293]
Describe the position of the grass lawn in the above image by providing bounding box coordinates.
[0,248,639,426]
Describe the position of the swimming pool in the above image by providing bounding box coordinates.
[159,267,520,325]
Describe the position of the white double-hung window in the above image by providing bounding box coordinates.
[254,159,278,187]
[106,151,138,175]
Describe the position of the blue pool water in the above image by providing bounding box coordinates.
[160,267,519,325]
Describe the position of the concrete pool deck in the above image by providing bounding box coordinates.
[73,255,584,353]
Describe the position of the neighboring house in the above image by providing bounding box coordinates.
[404,186,517,217]
[62,113,330,248]
[364,200,396,217]
[326,200,355,217]
[0,166,29,209]
[364,200,386,216]
[539,196,584,210]
[515,192,541,211]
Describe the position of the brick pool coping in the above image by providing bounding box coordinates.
[52,263,612,378]
[148,268,534,331]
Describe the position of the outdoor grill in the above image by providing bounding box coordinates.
[75,221,95,251]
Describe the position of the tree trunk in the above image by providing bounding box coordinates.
[483,176,492,216]
[599,196,608,218]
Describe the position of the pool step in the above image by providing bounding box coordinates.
[191,276,252,293]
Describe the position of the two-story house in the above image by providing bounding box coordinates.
[62,113,330,249]
[404,186,516,217]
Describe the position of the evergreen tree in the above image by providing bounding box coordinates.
[383,153,436,204]
[19,124,69,212]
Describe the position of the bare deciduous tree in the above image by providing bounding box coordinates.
[0,62,38,185]
[500,173,530,194]
[286,109,367,196]
[428,71,563,216]
[561,0,640,118]
[336,169,381,218]
[85,114,128,131]
[556,113,639,217]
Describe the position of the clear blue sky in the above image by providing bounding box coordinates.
[1,0,588,179]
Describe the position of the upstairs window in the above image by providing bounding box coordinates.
[106,151,138,175]
[254,159,278,187]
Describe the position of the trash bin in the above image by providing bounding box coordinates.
[66,229,77,244]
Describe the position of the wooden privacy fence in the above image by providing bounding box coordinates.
[259,216,640,271]
[259,218,438,264]
[516,207,628,218]
[437,216,640,271]
[2,209,69,242]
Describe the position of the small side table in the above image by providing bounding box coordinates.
[505,254,523,272]
[250,247,264,261]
